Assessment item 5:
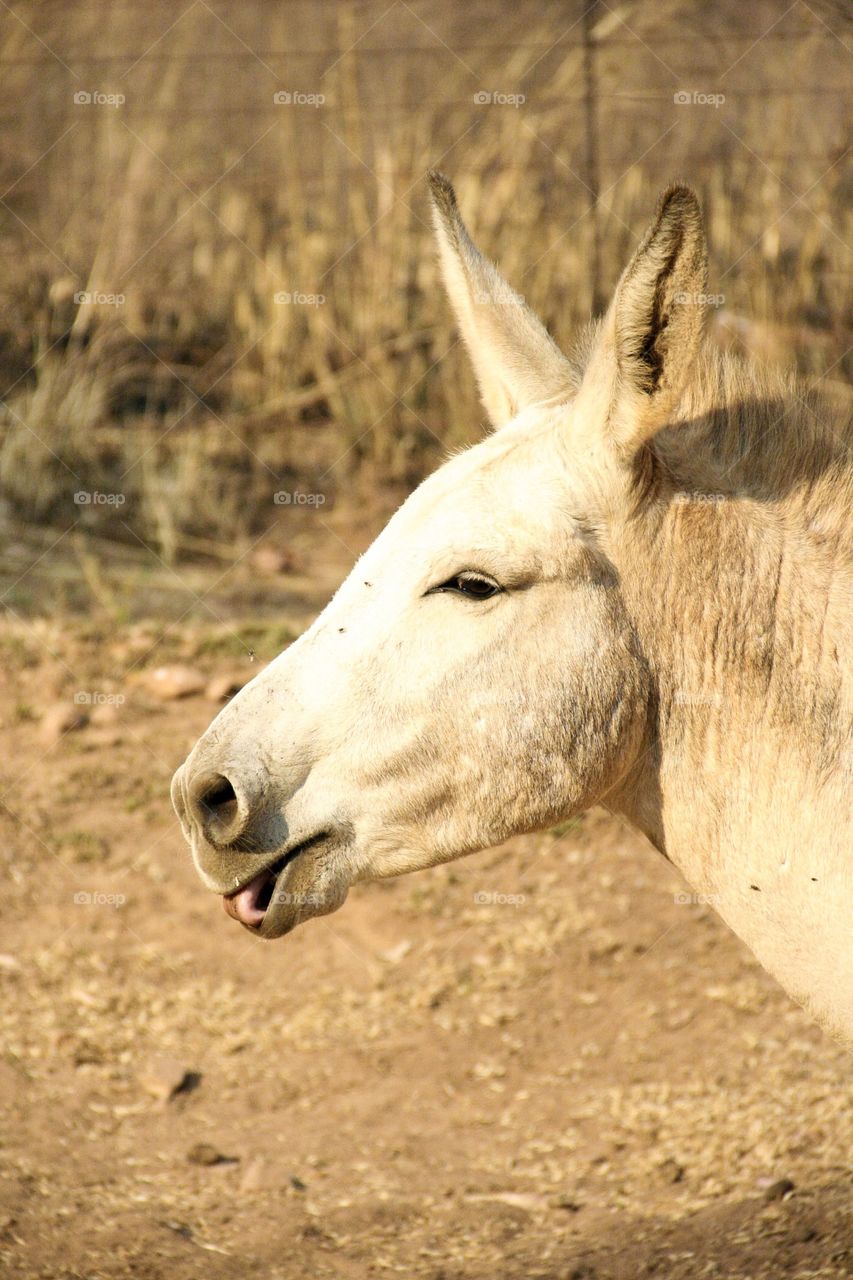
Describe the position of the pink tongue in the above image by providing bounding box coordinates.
[223,871,272,927]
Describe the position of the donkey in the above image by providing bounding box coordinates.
[172,174,852,1046]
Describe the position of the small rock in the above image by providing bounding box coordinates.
[299,1223,329,1243]
[551,1195,583,1212]
[73,1041,104,1067]
[162,1220,193,1240]
[138,1056,196,1101]
[239,1158,269,1193]
[205,671,250,703]
[380,939,413,964]
[187,1143,233,1167]
[764,1177,795,1202]
[251,545,297,575]
[466,1191,547,1212]
[289,1174,307,1192]
[40,702,88,743]
[140,665,205,701]
[658,1158,685,1184]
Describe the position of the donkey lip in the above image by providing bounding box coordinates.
[221,834,327,931]
[223,866,277,928]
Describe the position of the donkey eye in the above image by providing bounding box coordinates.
[428,572,502,600]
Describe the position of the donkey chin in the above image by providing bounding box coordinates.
[218,832,352,940]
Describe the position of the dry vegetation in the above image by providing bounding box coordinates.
[0,0,850,558]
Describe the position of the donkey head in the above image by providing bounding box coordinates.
[172,174,709,937]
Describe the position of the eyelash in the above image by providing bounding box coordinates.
[426,572,502,600]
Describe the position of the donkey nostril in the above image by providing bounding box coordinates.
[201,775,237,810]
[193,775,243,844]
[199,774,238,820]
[187,770,254,849]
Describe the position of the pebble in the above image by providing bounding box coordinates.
[187,1143,233,1167]
[239,1158,269,1193]
[251,545,297,575]
[658,1157,686,1184]
[466,1191,547,1212]
[40,702,88,743]
[551,1195,583,1212]
[205,671,251,703]
[139,665,205,701]
[138,1056,196,1101]
[764,1177,795,1202]
[381,939,413,964]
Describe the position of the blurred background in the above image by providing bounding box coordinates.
[0,0,849,576]
[1,8,852,1278]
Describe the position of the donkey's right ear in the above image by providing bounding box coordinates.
[576,184,708,459]
[428,171,576,429]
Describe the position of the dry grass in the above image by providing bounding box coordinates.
[0,0,849,557]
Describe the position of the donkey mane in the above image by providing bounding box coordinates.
[639,344,851,546]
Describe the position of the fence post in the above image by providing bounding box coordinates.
[582,0,603,315]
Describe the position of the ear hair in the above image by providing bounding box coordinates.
[428,170,576,429]
[608,183,708,452]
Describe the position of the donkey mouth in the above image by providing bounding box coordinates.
[223,865,279,928]
[222,833,329,934]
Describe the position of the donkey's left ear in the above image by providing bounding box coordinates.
[428,170,576,428]
[583,184,708,456]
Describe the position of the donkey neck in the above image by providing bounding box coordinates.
[605,471,852,1041]
[607,353,851,863]
[615,479,848,855]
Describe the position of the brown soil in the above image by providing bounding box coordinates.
[0,535,850,1280]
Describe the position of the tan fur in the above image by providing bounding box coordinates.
[173,176,852,1046]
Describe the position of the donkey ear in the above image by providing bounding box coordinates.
[428,171,576,428]
[595,184,708,455]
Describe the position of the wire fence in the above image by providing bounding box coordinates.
[2,27,848,61]
[0,3,849,546]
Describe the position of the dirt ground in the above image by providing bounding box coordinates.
[0,526,850,1280]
